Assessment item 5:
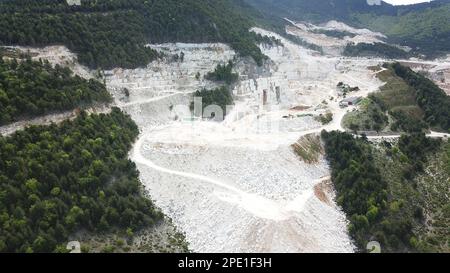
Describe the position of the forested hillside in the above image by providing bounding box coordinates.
[0,108,165,253]
[322,131,446,252]
[0,56,111,126]
[0,0,267,69]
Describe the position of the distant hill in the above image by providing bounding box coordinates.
[244,0,398,22]
[352,3,450,57]
[245,0,450,21]
[245,0,450,58]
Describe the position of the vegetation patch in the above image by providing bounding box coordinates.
[74,220,189,253]
[292,134,324,164]
[311,29,356,39]
[251,32,283,47]
[389,108,428,133]
[191,86,234,120]
[375,67,416,108]
[205,61,239,85]
[0,57,111,126]
[315,112,333,125]
[343,42,411,59]
[342,96,388,132]
[337,82,360,97]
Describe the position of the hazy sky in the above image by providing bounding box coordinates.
[383,0,432,5]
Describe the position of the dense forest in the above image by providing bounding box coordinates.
[322,131,443,252]
[343,43,411,59]
[321,131,389,251]
[0,57,111,126]
[391,63,450,132]
[0,0,268,69]
[0,108,164,253]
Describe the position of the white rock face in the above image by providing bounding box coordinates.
[323,20,387,39]
[105,43,236,128]
[8,45,93,79]
[66,0,81,6]
[284,19,387,55]
[107,43,235,101]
